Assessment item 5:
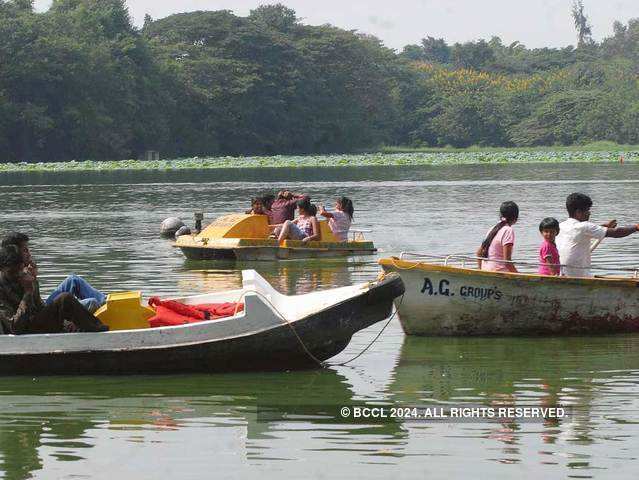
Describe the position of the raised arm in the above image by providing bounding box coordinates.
[605,225,639,238]
[292,192,309,201]
[318,205,334,219]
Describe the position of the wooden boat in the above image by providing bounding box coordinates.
[174,213,376,260]
[0,270,404,375]
[379,253,639,336]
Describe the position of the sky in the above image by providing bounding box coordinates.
[33,0,639,51]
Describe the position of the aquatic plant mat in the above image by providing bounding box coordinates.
[1,150,638,172]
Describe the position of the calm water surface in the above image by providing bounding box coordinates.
[1,163,639,479]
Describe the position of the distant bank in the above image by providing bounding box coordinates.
[0,144,637,173]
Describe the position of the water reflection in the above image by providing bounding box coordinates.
[387,335,639,472]
[179,259,358,295]
[0,369,409,479]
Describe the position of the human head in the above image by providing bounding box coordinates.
[1,232,31,265]
[277,190,293,200]
[250,197,265,215]
[539,217,560,242]
[0,244,23,278]
[261,194,275,210]
[566,193,592,221]
[336,196,354,220]
[297,198,317,216]
[499,201,519,225]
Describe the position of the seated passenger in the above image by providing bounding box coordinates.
[276,199,320,244]
[270,190,309,225]
[246,196,274,225]
[1,232,106,313]
[261,194,275,212]
[538,218,561,276]
[0,245,108,334]
[476,201,519,273]
[319,196,354,242]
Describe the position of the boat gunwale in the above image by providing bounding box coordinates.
[379,257,639,287]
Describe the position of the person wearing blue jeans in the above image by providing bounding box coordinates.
[1,232,107,313]
[45,274,107,313]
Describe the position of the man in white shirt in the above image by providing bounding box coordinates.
[556,193,639,277]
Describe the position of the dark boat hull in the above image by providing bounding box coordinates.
[179,246,237,260]
[178,245,377,261]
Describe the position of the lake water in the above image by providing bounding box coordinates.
[1,163,639,479]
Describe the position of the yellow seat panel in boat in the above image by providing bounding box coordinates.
[198,214,270,240]
[318,221,339,242]
[95,291,155,331]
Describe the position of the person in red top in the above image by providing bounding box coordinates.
[269,190,309,225]
[538,217,561,276]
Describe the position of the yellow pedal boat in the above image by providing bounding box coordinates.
[175,213,376,261]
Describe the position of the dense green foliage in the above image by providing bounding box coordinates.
[1,0,638,162]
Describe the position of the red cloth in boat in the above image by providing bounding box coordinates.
[147,297,244,328]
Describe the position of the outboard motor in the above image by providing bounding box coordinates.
[160,217,185,238]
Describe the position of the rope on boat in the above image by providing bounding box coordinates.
[231,288,326,367]
[231,284,403,369]
[325,293,404,367]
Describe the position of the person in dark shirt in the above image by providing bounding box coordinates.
[270,190,309,225]
[1,232,106,312]
[0,245,108,335]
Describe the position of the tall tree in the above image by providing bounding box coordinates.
[572,0,593,46]
[249,4,298,32]
[421,36,450,63]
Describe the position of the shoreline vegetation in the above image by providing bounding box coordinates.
[2,2,639,164]
[1,144,637,173]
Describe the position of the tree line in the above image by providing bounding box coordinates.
[1,0,638,163]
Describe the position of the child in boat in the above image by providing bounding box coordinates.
[319,196,354,242]
[277,198,320,243]
[538,217,561,276]
[246,197,264,215]
[246,196,273,223]
[476,201,519,273]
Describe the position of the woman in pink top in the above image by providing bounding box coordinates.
[476,201,519,273]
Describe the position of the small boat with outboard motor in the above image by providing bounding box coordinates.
[380,252,639,336]
[0,270,404,375]
[174,213,376,260]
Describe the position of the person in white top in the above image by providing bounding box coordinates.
[319,197,354,242]
[556,193,639,277]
